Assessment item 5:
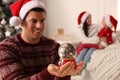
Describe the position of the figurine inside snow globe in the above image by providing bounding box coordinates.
[58,43,76,66]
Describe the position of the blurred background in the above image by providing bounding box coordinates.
[0,0,119,42]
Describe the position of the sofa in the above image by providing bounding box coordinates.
[71,30,120,80]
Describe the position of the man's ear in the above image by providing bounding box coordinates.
[20,21,25,27]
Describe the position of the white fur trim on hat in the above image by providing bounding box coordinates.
[9,0,46,26]
[105,15,113,28]
[81,12,90,24]
[20,0,46,20]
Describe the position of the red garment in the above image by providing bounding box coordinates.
[0,34,70,80]
[98,27,113,44]
[76,43,99,55]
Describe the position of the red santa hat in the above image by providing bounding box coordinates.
[9,0,46,26]
[105,15,118,32]
[77,11,90,27]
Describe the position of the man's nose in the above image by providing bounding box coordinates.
[36,22,42,28]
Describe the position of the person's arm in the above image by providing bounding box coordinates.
[0,39,83,80]
[0,46,56,80]
[82,36,99,44]
[49,44,71,80]
[99,37,108,48]
[0,41,72,80]
[79,25,99,44]
[0,49,83,80]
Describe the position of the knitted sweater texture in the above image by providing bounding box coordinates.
[0,34,70,80]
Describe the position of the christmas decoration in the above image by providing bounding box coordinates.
[0,0,16,22]
[0,0,22,41]
[58,43,77,66]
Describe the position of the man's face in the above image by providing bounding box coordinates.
[22,11,46,43]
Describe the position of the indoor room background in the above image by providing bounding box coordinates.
[42,0,119,41]
[0,0,119,41]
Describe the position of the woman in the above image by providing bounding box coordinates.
[76,11,101,69]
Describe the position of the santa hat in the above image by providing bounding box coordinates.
[105,15,118,32]
[9,0,46,26]
[77,11,90,27]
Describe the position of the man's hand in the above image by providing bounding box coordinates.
[47,61,83,77]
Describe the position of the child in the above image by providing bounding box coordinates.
[98,14,117,47]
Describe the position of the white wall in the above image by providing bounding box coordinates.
[118,0,120,30]
[46,0,117,39]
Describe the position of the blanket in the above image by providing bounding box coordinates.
[87,41,120,80]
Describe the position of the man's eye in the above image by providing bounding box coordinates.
[31,19,37,23]
[41,19,45,23]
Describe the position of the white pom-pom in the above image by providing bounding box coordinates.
[9,16,22,26]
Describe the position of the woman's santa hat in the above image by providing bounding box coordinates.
[105,14,118,32]
[77,11,90,27]
[9,0,46,26]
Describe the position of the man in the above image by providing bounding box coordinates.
[0,0,83,80]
